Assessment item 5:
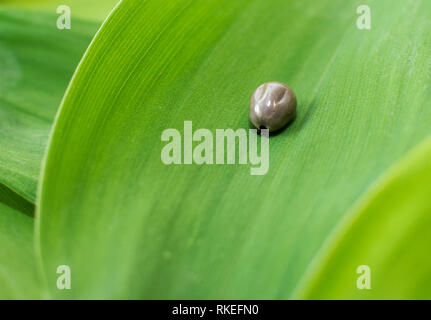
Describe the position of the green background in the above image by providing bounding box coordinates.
[1,0,431,299]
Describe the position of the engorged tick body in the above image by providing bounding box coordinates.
[249,81,297,132]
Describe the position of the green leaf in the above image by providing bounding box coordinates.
[0,8,97,201]
[2,0,119,21]
[295,136,431,299]
[37,0,431,298]
[0,202,41,299]
[0,183,34,216]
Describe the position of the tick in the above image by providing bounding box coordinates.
[249,81,297,132]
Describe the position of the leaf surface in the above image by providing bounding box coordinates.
[0,8,97,201]
[0,183,34,216]
[37,0,431,298]
[2,0,119,21]
[0,202,41,299]
[296,136,431,299]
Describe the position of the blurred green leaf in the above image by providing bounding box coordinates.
[37,0,431,299]
[0,183,34,216]
[0,202,41,299]
[2,0,119,21]
[295,136,431,299]
[0,8,97,201]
